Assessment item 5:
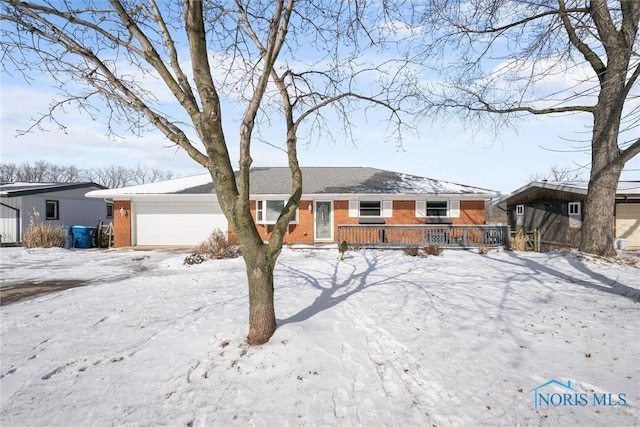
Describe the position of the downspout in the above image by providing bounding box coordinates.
[0,201,21,243]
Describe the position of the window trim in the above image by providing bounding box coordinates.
[255,199,298,225]
[45,200,59,220]
[568,202,581,216]
[106,202,114,219]
[516,205,525,216]
[349,200,393,218]
[415,199,460,218]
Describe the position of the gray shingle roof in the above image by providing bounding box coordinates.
[176,167,496,195]
[86,167,498,197]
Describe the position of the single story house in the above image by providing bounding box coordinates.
[502,180,640,251]
[85,167,501,248]
[0,182,110,244]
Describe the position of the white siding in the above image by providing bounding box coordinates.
[0,198,22,243]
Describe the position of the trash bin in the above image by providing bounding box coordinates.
[72,226,97,249]
[62,226,74,249]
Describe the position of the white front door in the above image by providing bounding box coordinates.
[314,200,333,241]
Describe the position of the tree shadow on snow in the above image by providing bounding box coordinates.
[500,251,640,302]
[276,251,409,326]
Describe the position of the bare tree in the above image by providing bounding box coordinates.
[417,0,640,256]
[1,1,417,343]
[0,162,18,182]
[0,160,173,187]
[530,165,585,182]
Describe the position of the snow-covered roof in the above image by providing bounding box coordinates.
[0,182,106,197]
[86,167,499,199]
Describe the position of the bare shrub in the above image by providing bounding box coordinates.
[509,230,530,252]
[477,244,490,255]
[22,210,66,248]
[194,229,241,259]
[422,245,443,256]
[338,240,349,260]
[403,246,421,257]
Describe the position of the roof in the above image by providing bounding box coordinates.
[86,167,499,199]
[0,182,107,197]
[500,180,640,205]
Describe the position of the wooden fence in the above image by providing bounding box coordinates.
[337,224,510,249]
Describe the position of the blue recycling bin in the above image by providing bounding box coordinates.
[72,226,97,249]
[62,226,74,249]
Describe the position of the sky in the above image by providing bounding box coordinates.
[3,77,637,194]
[1,4,638,194]
[1,246,638,425]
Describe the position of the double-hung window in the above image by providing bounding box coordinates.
[568,202,581,216]
[46,200,59,220]
[359,201,382,216]
[415,200,460,218]
[426,200,448,217]
[256,200,297,224]
[348,200,392,218]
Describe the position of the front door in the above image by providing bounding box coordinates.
[314,201,333,241]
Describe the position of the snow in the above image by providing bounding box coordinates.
[1,247,639,426]
[86,173,211,197]
[395,173,495,195]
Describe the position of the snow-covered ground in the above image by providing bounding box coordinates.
[1,246,638,426]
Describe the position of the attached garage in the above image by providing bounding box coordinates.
[615,203,640,250]
[133,202,227,246]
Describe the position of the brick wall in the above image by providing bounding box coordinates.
[230,198,487,245]
[457,200,485,225]
[113,200,131,247]
[247,199,315,245]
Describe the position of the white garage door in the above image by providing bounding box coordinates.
[616,203,640,250]
[134,202,228,246]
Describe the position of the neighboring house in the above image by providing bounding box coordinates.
[0,182,110,244]
[86,167,500,248]
[503,181,640,251]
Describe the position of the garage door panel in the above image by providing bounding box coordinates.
[616,203,640,250]
[134,203,227,246]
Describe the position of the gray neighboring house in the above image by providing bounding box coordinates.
[0,182,110,244]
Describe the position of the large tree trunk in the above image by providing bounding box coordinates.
[243,245,277,345]
[580,163,623,257]
[579,66,626,257]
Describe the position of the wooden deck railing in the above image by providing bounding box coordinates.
[337,224,510,249]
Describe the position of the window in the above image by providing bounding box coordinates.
[426,201,448,217]
[349,200,392,218]
[45,200,59,220]
[256,200,297,224]
[516,205,524,216]
[568,202,581,216]
[106,203,114,219]
[359,201,381,217]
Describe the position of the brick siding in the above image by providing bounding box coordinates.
[113,200,131,247]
